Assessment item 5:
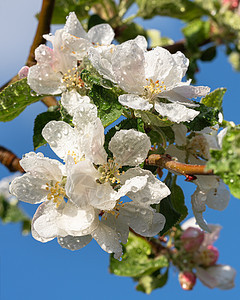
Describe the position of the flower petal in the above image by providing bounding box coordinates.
[206,180,230,211]
[155,101,199,123]
[109,129,151,166]
[61,90,90,116]
[32,201,60,242]
[173,84,210,99]
[112,41,145,94]
[119,202,166,236]
[42,121,82,161]
[88,24,114,45]
[120,167,170,205]
[118,94,153,110]
[91,222,122,258]
[64,12,88,39]
[58,234,92,250]
[9,173,49,204]
[20,152,63,181]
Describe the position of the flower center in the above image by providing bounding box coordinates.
[144,78,166,96]
[62,67,84,89]
[101,200,125,220]
[98,157,123,185]
[45,181,66,207]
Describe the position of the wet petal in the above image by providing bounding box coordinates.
[88,24,114,45]
[58,234,92,250]
[61,90,90,116]
[118,94,153,110]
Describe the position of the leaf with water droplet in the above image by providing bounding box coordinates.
[0,78,44,122]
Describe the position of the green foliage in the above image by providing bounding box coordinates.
[208,124,240,199]
[184,102,219,131]
[155,173,187,235]
[147,29,174,48]
[200,46,217,62]
[81,69,114,89]
[51,0,98,24]
[109,233,168,277]
[136,268,169,294]
[229,51,240,71]
[0,196,31,235]
[137,111,173,128]
[89,84,123,127]
[33,109,62,150]
[88,14,106,29]
[201,88,226,110]
[0,78,43,122]
[182,19,210,51]
[116,23,148,44]
[136,0,205,21]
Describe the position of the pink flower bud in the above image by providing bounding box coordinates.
[198,245,219,267]
[181,227,204,252]
[18,66,29,79]
[178,271,196,290]
[222,0,239,9]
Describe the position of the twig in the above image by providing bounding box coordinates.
[146,154,214,176]
[0,146,24,173]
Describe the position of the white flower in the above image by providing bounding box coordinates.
[196,265,236,289]
[0,174,20,204]
[108,42,209,122]
[27,12,114,95]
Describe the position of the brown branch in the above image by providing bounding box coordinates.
[0,0,57,108]
[146,154,214,176]
[0,146,24,173]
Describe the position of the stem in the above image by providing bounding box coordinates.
[146,154,214,176]
[0,146,24,173]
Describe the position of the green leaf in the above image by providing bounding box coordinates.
[137,111,173,128]
[89,84,123,127]
[136,268,169,294]
[33,109,62,150]
[0,196,31,231]
[51,0,98,24]
[0,78,43,122]
[207,124,240,199]
[116,23,148,44]
[182,19,210,51]
[184,102,219,131]
[201,88,226,110]
[81,69,114,89]
[200,46,217,61]
[88,14,106,29]
[136,0,206,21]
[171,177,188,224]
[109,233,168,277]
[228,51,240,71]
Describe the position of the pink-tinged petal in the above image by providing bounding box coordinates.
[32,201,60,242]
[88,24,114,45]
[202,224,222,247]
[18,66,29,79]
[9,173,49,204]
[155,102,199,123]
[109,129,151,166]
[118,94,153,110]
[58,234,92,250]
[91,222,122,258]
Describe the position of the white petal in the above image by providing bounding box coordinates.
[202,224,222,248]
[92,222,122,258]
[58,235,92,250]
[109,129,151,166]
[119,202,166,236]
[88,24,114,45]
[32,201,60,242]
[112,41,145,94]
[194,175,219,192]
[42,121,82,161]
[57,202,99,236]
[88,45,116,82]
[89,182,117,211]
[120,167,170,205]
[64,12,88,39]
[172,123,187,146]
[132,35,148,51]
[20,152,63,181]
[173,84,210,99]
[172,51,189,78]
[61,90,90,116]
[9,173,48,204]
[206,181,230,211]
[102,214,129,245]
[72,102,98,130]
[165,144,187,163]
[155,101,199,123]
[118,94,153,110]
[217,127,228,148]
[117,174,149,199]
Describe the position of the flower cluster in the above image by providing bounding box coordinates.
[9,12,228,258]
[177,218,236,290]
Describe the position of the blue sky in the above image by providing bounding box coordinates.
[0,1,240,299]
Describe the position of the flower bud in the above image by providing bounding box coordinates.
[222,0,239,9]
[178,271,196,290]
[181,227,204,252]
[198,245,219,267]
[18,66,29,79]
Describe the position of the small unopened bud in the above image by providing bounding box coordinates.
[198,245,219,267]
[181,227,204,252]
[222,0,239,9]
[18,66,29,79]
[178,271,196,290]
